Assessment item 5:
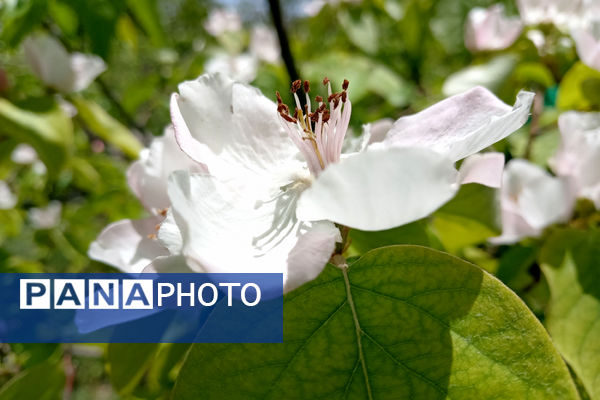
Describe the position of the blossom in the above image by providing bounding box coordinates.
[550,111,600,207]
[23,34,106,93]
[166,73,533,291]
[464,5,522,52]
[250,25,281,64]
[204,53,258,84]
[88,126,204,273]
[0,181,17,210]
[492,159,574,244]
[516,0,583,30]
[29,201,62,229]
[204,9,242,37]
[571,17,600,71]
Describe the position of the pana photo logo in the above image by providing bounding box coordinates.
[19,278,262,310]
[0,273,283,343]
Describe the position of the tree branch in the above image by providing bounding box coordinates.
[267,0,300,83]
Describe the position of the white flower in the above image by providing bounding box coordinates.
[204,9,242,37]
[464,5,522,52]
[11,143,38,164]
[516,0,582,30]
[572,17,600,71]
[492,159,574,244]
[204,53,258,84]
[29,201,62,229]
[550,111,600,207]
[24,34,106,93]
[0,180,17,210]
[88,126,204,273]
[167,73,533,291]
[250,25,281,64]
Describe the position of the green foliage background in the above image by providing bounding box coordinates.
[0,0,599,399]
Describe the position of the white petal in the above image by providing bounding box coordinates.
[170,73,299,178]
[204,53,258,84]
[573,27,600,71]
[204,8,242,37]
[0,180,17,210]
[464,5,522,52]
[285,221,340,292]
[502,159,574,230]
[250,25,281,63]
[28,201,62,229]
[127,126,205,213]
[88,217,169,273]
[459,152,505,188]
[381,87,534,161]
[157,208,184,254]
[23,34,104,93]
[167,170,338,292]
[551,111,600,201]
[24,34,72,92]
[69,52,106,92]
[11,143,38,164]
[142,255,197,273]
[489,208,540,244]
[296,147,459,231]
[366,118,394,145]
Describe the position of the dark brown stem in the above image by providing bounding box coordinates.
[267,0,300,83]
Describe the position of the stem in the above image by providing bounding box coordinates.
[524,90,544,160]
[267,0,300,83]
[341,262,373,400]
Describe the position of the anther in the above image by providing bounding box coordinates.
[323,77,330,85]
[276,91,283,104]
[303,80,310,93]
[315,95,323,103]
[281,113,297,123]
[341,91,347,103]
[342,79,349,90]
[291,80,302,93]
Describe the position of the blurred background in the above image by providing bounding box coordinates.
[0,0,597,398]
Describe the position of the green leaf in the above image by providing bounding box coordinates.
[0,361,65,400]
[348,220,431,256]
[338,10,379,54]
[302,53,413,107]
[540,228,600,399]
[107,343,160,394]
[125,0,165,46]
[442,55,518,96]
[174,246,578,400]
[432,183,501,252]
[0,0,47,48]
[71,97,142,158]
[557,62,600,111]
[0,97,73,175]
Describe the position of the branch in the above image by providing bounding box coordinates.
[267,0,300,82]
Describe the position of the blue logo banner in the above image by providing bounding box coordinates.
[0,273,283,343]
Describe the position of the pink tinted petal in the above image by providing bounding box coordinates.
[88,217,168,273]
[459,152,505,188]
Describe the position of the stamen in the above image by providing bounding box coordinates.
[277,77,352,176]
[291,79,302,93]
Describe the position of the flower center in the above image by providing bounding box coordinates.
[276,78,352,176]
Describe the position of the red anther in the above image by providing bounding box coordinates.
[303,80,310,93]
[327,93,336,102]
[310,112,319,123]
[342,79,349,90]
[277,103,289,114]
[293,109,299,119]
[323,77,330,85]
[276,91,283,104]
[333,98,340,108]
[317,103,326,112]
[281,113,297,123]
[322,109,330,122]
[291,80,302,92]
[315,95,323,103]
[341,91,347,102]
